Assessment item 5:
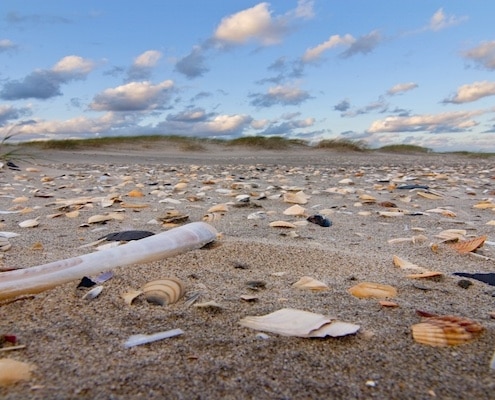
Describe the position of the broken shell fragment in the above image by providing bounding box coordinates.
[292,276,329,291]
[411,311,484,347]
[124,328,184,348]
[283,191,309,205]
[142,278,186,305]
[122,290,143,305]
[283,204,306,216]
[18,217,40,228]
[0,237,11,252]
[0,358,36,386]
[448,235,487,254]
[348,282,397,299]
[239,308,359,338]
[82,285,103,300]
[269,221,297,229]
[207,204,228,213]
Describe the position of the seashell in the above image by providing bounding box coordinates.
[486,220,495,226]
[0,237,11,252]
[426,208,457,217]
[338,178,354,185]
[240,294,258,302]
[378,211,403,217]
[406,271,443,279]
[121,289,143,305]
[307,214,332,227]
[292,276,328,291]
[0,358,36,386]
[348,282,397,299]
[435,229,466,241]
[247,211,267,220]
[202,212,224,222]
[411,311,484,347]
[174,182,188,192]
[379,300,399,308]
[142,278,185,305]
[194,300,223,309]
[12,196,29,204]
[207,204,228,213]
[379,201,397,208]
[88,214,113,224]
[82,285,103,300]
[393,255,421,270]
[239,308,360,338]
[359,194,376,204]
[417,191,442,200]
[283,204,306,216]
[18,217,40,228]
[159,210,189,224]
[473,201,495,210]
[269,221,297,229]
[283,191,309,205]
[127,189,144,197]
[124,328,184,348]
[448,235,487,254]
[120,202,149,209]
[65,210,80,218]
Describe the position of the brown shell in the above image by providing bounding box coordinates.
[348,282,397,299]
[412,312,484,346]
[448,235,487,254]
[142,278,186,306]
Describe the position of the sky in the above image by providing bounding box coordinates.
[1,1,494,152]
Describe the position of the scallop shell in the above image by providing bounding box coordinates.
[239,308,360,338]
[348,282,397,299]
[411,311,484,346]
[142,278,186,305]
[207,204,228,213]
[283,204,306,216]
[283,191,309,205]
[292,276,328,291]
[448,235,487,254]
[18,217,40,228]
[269,221,297,229]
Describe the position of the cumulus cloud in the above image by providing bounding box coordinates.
[387,82,418,96]
[443,81,495,104]
[368,110,484,134]
[302,34,355,62]
[334,99,350,112]
[462,41,495,70]
[158,112,252,137]
[213,1,313,47]
[175,46,209,79]
[428,8,467,31]
[127,50,162,81]
[0,39,16,52]
[0,55,95,100]
[250,84,311,107]
[90,80,174,111]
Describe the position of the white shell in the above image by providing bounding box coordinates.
[283,205,306,216]
[18,218,40,228]
[239,308,360,338]
[124,328,184,348]
[283,191,309,205]
[292,276,328,291]
[82,285,103,300]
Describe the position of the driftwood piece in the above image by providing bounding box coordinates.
[0,222,218,301]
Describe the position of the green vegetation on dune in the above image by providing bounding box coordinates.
[314,138,369,152]
[225,136,308,150]
[376,144,432,154]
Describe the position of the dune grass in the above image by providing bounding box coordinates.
[314,138,369,152]
[376,144,432,154]
[225,136,308,150]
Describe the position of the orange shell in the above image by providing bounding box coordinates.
[448,235,487,254]
[348,282,397,299]
[412,313,484,347]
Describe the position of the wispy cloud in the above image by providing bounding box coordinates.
[368,110,485,134]
[0,55,95,100]
[302,34,355,62]
[0,105,31,126]
[462,41,495,70]
[443,81,495,104]
[90,80,174,111]
[387,82,418,96]
[428,8,467,31]
[340,30,382,58]
[0,39,17,53]
[249,84,311,107]
[175,45,209,79]
[5,11,71,25]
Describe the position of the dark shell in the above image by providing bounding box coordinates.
[307,214,332,227]
[99,230,155,242]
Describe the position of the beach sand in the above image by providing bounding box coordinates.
[1,143,494,399]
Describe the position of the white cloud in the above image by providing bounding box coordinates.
[204,114,251,133]
[368,110,484,134]
[428,8,467,31]
[251,119,269,129]
[90,80,174,111]
[302,34,355,62]
[52,55,95,75]
[0,39,16,52]
[133,50,162,68]
[444,81,495,104]
[250,84,311,107]
[462,41,495,70]
[387,82,418,96]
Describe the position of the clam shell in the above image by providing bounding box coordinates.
[448,235,487,254]
[127,189,144,197]
[283,204,306,216]
[283,191,309,205]
[18,217,40,228]
[348,282,397,299]
[239,308,359,338]
[207,204,228,213]
[292,276,328,291]
[0,358,35,386]
[142,278,186,305]
[412,312,484,346]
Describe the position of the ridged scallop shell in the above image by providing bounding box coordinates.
[269,221,297,229]
[142,278,186,305]
[448,235,487,254]
[411,311,484,346]
[348,282,397,299]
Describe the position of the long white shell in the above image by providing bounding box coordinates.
[0,222,218,301]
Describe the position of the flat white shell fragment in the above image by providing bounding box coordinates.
[124,328,184,348]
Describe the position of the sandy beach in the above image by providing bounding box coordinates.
[1,143,495,399]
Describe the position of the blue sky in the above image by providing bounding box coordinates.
[1,1,494,151]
